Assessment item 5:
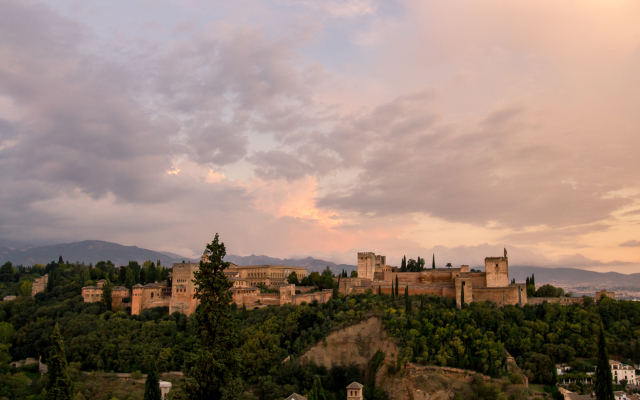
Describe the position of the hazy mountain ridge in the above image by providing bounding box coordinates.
[0,240,190,267]
[224,254,357,274]
[509,266,640,287]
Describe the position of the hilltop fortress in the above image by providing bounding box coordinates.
[350,249,527,308]
[81,248,616,315]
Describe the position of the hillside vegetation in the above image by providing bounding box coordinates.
[2,258,640,399]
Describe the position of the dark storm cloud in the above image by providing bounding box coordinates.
[0,0,176,206]
[0,0,316,214]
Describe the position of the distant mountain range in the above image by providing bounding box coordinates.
[0,239,637,289]
[509,266,640,287]
[0,240,190,267]
[0,240,356,273]
[225,254,356,274]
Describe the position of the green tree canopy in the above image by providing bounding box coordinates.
[46,324,73,400]
[595,323,614,400]
[101,279,113,311]
[184,234,243,400]
[143,358,161,400]
[287,271,299,285]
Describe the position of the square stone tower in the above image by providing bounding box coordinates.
[358,252,385,280]
[484,256,509,287]
[346,382,363,400]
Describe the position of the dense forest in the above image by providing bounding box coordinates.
[1,257,640,399]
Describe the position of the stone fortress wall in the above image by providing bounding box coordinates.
[81,249,620,316]
[82,279,131,310]
[349,249,527,308]
[32,274,48,296]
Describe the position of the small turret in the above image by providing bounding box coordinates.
[347,382,363,400]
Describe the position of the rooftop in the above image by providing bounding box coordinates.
[285,394,307,400]
[346,382,363,389]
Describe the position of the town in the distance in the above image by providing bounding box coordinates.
[1,243,635,400]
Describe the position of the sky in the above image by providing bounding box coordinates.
[1,0,639,271]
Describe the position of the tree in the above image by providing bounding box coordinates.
[446,263,452,268]
[287,271,299,285]
[124,268,135,289]
[144,358,161,400]
[391,280,395,300]
[46,324,73,400]
[0,322,14,344]
[350,270,357,277]
[401,256,407,272]
[318,267,335,289]
[19,280,32,297]
[47,269,57,292]
[101,279,113,311]
[432,254,435,269]
[58,255,64,265]
[595,323,614,400]
[395,275,399,298]
[308,379,326,400]
[184,234,243,400]
[0,262,14,282]
[405,286,411,312]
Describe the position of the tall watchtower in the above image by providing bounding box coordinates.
[347,382,363,400]
[484,254,509,287]
[357,253,376,280]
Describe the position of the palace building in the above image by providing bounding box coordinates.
[346,249,527,308]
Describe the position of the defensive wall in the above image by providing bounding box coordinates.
[352,250,526,308]
[32,274,48,296]
[527,297,584,306]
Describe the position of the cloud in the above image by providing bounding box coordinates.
[1,0,640,267]
[620,240,640,248]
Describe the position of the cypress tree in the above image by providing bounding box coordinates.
[395,275,399,297]
[401,256,406,272]
[378,285,381,296]
[47,269,56,292]
[124,268,135,289]
[526,277,529,286]
[532,274,535,286]
[417,256,422,271]
[143,358,161,400]
[432,254,435,269]
[405,286,411,312]
[391,280,395,300]
[46,324,73,400]
[595,323,614,400]
[309,379,326,400]
[101,279,113,311]
[184,234,243,400]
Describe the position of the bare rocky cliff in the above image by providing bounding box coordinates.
[299,316,398,369]
[299,317,532,400]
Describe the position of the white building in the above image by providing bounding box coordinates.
[159,381,172,400]
[557,364,572,375]
[611,360,636,385]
